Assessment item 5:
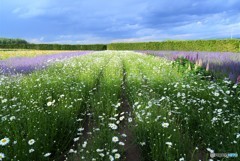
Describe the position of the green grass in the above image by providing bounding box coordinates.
[0,51,239,161]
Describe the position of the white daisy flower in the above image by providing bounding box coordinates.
[165,142,172,147]
[236,133,240,139]
[0,153,5,160]
[162,122,169,128]
[206,148,214,153]
[99,153,105,157]
[44,153,51,157]
[112,136,119,143]
[109,155,114,161]
[119,116,124,121]
[69,149,77,153]
[115,103,121,107]
[78,128,84,132]
[128,118,133,123]
[47,102,52,106]
[109,123,118,130]
[1,99,7,103]
[213,92,220,97]
[82,141,87,148]
[115,153,121,159]
[28,139,35,145]
[140,142,146,146]
[9,116,16,121]
[29,149,35,153]
[74,137,79,142]
[112,149,118,153]
[0,137,10,146]
[77,118,83,122]
[96,149,104,153]
[121,134,127,137]
[233,84,237,88]
[179,157,184,161]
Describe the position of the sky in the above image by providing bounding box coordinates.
[0,0,240,44]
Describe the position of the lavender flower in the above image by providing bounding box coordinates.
[137,50,240,82]
[0,51,91,75]
[237,75,240,84]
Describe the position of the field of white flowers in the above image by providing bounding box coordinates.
[0,51,239,161]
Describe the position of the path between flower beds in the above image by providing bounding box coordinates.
[118,65,141,161]
[0,51,91,75]
[59,57,142,161]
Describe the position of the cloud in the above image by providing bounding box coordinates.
[141,0,240,28]
[13,8,46,18]
[27,37,45,43]
[0,0,240,43]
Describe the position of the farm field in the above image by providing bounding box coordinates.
[0,50,70,60]
[138,50,240,83]
[0,51,240,161]
[0,51,91,74]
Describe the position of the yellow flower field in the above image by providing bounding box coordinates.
[0,50,68,60]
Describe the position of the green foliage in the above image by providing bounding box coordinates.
[122,53,240,161]
[1,51,240,160]
[0,53,111,160]
[0,38,28,45]
[173,57,214,81]
[0,43,107,50]
[107,39,240,52]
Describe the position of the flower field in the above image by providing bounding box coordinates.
[0,51,91,74]
[0,51,239,161]
[0,50,66,60]
[137,50,240,83]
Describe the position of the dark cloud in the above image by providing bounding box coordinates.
[0,0,240,43]
[141,0,240,28]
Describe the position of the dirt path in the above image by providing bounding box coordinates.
[59,59,142,161]
[58,63,107,161]
[119,65,142,161]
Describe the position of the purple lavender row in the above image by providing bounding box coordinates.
[136,50,240,83]
[0,51,92,75]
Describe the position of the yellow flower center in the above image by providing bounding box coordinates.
[2,139,6,143]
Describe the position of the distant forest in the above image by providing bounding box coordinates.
[0,38,28,45]
[0,38,106,50]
